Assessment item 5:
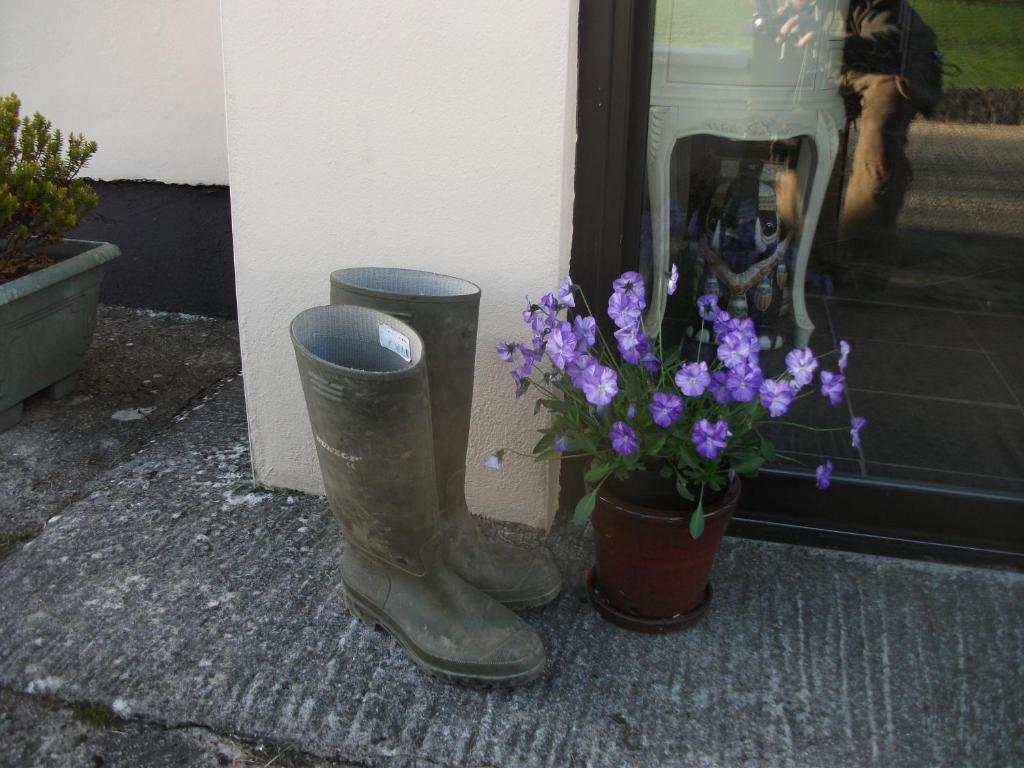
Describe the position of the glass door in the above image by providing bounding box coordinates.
[629,0,1024,563]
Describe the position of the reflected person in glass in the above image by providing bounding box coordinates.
[775,0,944,286]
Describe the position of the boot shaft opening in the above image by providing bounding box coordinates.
[290,305,424,375]
[331,267,480,302]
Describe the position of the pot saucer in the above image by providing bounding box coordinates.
[586,568,711,634]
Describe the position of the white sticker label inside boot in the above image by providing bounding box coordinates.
[378,323,412,362]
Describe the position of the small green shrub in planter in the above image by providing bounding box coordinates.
[1,93,100,282]
[0,93,118,431]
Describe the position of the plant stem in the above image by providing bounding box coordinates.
[577,287,621,375]
[772,451,804,464]
[766,420,848,432]
[504,447,595,461]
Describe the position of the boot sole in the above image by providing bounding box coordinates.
[342,584,546,688]
[486,579,563,611]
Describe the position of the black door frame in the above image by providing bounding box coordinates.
[572,0,654,342]
[569,0,1024,569]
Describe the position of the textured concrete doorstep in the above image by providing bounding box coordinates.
[0,305,241,536]
[0,378,1022,767]
[0,689,351,768]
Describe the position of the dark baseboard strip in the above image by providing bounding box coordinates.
[72,180,236,318]
[728,515,1024,571]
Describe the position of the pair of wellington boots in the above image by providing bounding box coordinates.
[290,268,561,686]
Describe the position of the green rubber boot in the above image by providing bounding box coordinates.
[330,268,562,610]
[291,305,545,686]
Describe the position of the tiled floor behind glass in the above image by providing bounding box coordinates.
[781,120,1024,498]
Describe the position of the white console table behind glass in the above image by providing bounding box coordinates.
[646,0,849,348]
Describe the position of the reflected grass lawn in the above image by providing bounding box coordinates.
[915,0,1024,88]
[651,0,1023,88]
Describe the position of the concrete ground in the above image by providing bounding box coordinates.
[1,305,1022,768]
[0,307,352,767]
[0,305,242,538]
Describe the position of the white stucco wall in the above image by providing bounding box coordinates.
[0,0,227,185]
[221,1,579,528]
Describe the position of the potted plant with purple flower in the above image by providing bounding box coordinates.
[486,267,866,633]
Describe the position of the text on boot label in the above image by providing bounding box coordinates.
[378,323,412,362]
[315,434,362,468]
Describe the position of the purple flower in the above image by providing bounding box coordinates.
[726,363,763,403]
[579,363,618,407]
[759,378,794,418]
[510,368,528,398]
[614,323,648,364]
[692,418,731,460]
[626,403,636,419]
[610,421,639,456]
[566,354,597,388]
[515,343,536,376]
[641,352,661,373]
[838,340,851,372]
[513,360,533,384]
[816,460,833,489]
[717,331,756,369]
[522,296,549,336]
[533,294,559,336]
[546,321,578,370]
[712,309,732,338]
[649,392,683,428]
[675,361,710,397]
[573,316,596,351]
[554,435,569,453]
[820,370,845,406]
[496,340,517,363]
[786,347,818,389]
[724,316,757,339]
[556,276,575,308]
[667,263,679,296]
[850,416,867,448]
[607,290,642,329]
[522,337,544,356]
[696,294,719,321]
[522,297,538,324]
[484,454,503,471]
[709,371,731,404]
[612,271,646,308]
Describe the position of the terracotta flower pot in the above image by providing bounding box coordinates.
[587,471,740,634]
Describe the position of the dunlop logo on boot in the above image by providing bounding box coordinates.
[315,434,361,468]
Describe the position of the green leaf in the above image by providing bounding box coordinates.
[573,488,598,526]
[574,432,598,454]
[675,474,695,501]
[663,341,683,367]
[540,399,574,413]
[759,435,777,462]
[584,461,612,484]
[658,465,674,479]
[689,497,705,539]
[729,452,765,475]
[531,432,554,455]
[648,432,668,455]
[677,443,700,470]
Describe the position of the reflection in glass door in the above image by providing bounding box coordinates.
[639,0,1024,520]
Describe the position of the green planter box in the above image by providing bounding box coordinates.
[0,239,120,432]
